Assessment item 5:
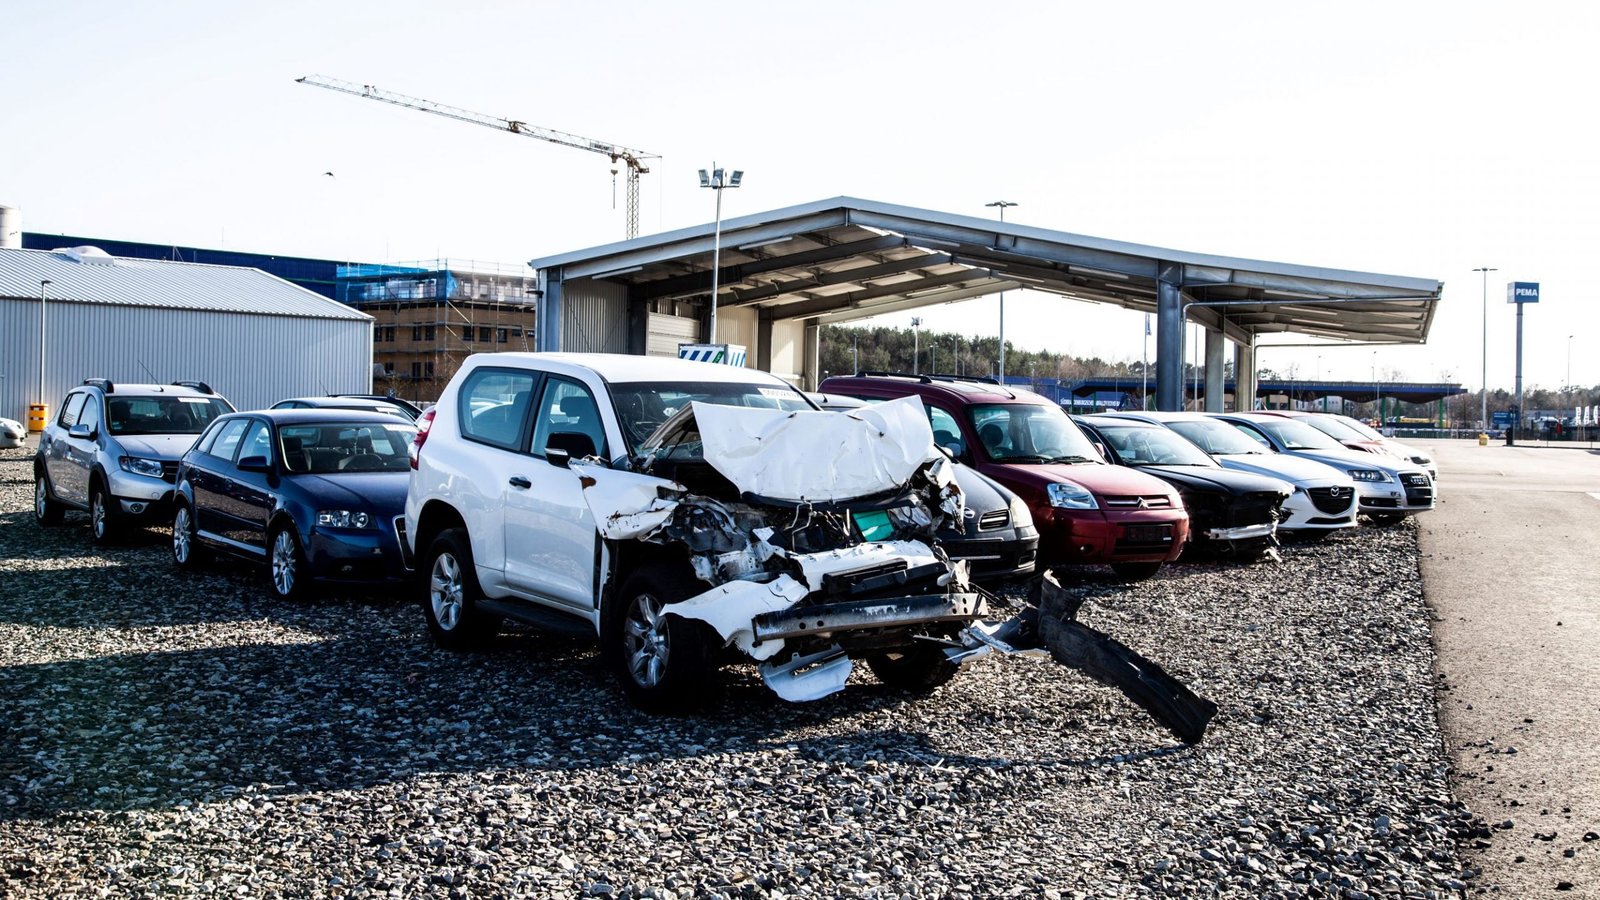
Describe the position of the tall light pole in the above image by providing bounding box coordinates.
[699,164,743,344]
[986,200,1017,382]
[38,279,52,405]
[911,317,923,374]
[1373,350,1380,427]
[1567,334,1574,410]
[1473,266,1497,430]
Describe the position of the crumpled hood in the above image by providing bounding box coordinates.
[692,395,935,502]
[291,471,410,513]
[115,434,201,460]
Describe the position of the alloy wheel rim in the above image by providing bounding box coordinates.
[173,508,191,563]
[623,593,671,689]
[430,552,463,630]
[91,492,106,538]
[271,531,297,596]
[34,479,47,519]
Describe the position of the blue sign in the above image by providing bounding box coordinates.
[1492,411,1515,428]
[1507,281,1540,304]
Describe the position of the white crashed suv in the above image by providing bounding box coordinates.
[404,353,989,710]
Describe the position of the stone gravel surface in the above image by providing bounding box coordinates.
[0,443,1476,898]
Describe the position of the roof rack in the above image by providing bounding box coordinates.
[856,370,931,383]
[82,378,115,393]
[853,370,1006,386]
[171,381,215,395]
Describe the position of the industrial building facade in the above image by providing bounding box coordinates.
[0,246,374,421]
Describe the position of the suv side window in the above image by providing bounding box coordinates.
[926,405,964,457]
[59,392,87,428]
[239,420,273,463]
[209,419,250,462]
[459,368,537,451]
[531,377,607,460]
[79,394,103,434]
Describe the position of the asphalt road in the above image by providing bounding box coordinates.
[1414,438,1600,897]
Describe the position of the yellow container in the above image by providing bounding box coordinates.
[1477,432,1489,446]
[27,404,48,432]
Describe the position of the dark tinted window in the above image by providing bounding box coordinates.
[458,368,536,450]
[279,422,416,473]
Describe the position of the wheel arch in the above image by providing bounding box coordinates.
[414,499,467,560]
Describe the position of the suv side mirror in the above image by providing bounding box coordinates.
[546,448,572,469]
[237,455,271,473]
[68,423,97,441]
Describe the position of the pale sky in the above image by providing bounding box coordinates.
[4,1,1596,392]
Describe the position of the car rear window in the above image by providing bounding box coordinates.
[278,422,417,474]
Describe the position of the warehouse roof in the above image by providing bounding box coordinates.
[0,246,371,321]
[528,196,1443,345]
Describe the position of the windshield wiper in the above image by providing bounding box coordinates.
[1045,455,1095,464]
[998,454,1051,463]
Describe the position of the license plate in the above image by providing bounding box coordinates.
[1124,524,1172,543]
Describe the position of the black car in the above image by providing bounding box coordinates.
[271,396,414,420]
[808,392,1038,581]
[1075,415,1292,559]
[171,410,416,599]
[330,393,425,420]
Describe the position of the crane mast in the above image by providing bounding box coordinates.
[297,75,656,239]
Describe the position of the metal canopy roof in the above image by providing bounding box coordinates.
[0,247,372,321]
[529,196,1443,345]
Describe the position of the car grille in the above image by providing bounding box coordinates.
[1103,494,1173,509]
[1402,473,1431,487]
[1228,491,1285,526]
[160,461,180,484]
[1307,486,1354,514]
[977,509,1010,531]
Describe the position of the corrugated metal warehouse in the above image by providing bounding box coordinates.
[0,246,373,421]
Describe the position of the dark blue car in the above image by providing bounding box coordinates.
[170,409,417,599]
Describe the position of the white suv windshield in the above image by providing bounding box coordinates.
[107,396,232,435]
[610,381,813,452]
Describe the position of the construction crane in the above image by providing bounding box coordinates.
[296,75,656,239]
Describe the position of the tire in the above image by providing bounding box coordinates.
[89,480,119,545]
[268,524,310,601]
[606,563,718,711]
[867,644,959,694]
[1111,561,1162,582]
[420,528,501,649]
[1366,513,1405,526]
[171,502,208,570]
[33,473,64,526]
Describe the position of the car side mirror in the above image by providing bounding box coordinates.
[546,448,572,469]
[69,423,96,441]
[237,455,271,473]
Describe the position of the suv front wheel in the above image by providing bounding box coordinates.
[420,528,501,649]
[607,564,718,711]
[89,479,118,545]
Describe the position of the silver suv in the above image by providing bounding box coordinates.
[34,380,234,543]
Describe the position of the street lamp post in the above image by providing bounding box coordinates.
[911,317,923,374]
[985,200,1017,382]
[698,164,744,344]
[1473,266,1497,430]
[1373,351,1380,428]
[38,279,52,405]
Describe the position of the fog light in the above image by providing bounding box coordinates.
[128,502,146,514]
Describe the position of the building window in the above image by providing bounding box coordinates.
[379,325,396,343]
[425,361,435,378]
[462,327,474,343]
[479,326,492,342]
[497,328,509,344]
[411,362,422,380]
[425,324,436,341]
[412,325,423,341]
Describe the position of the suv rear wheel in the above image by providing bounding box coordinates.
[867,644,959,693]
[607,564,718,711]
[421,528,501,649]
[33,473,63,526]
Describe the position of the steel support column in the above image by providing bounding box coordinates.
[803,324,820,391]
[536,272,563,352]
[1204,328,1226,412]
[757,317,775,372]
[1233,339,1257,412]
[1155,263,1185,411]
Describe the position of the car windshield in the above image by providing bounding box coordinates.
[1167,418,1270,455]
[1335,415,1386,441]
[1248,417,1346,451]
[1095,424,1216,467]
[106,396,232,435]
[1299,415,1370,442]
[278,422,418,474]
[967,402,1100,463]
[611,380,815,454]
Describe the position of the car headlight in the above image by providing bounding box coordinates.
[1008,494,1035,528]
[316,510,373,529]
[119,456,165,478]
[1047,482,1098,509]
[1348,469,1388,482]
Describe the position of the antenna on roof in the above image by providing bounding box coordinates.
[137,359,158,382]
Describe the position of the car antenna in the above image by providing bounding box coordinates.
[136,359,159,382]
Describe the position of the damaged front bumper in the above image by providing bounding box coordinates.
[1202,522,1276,541]
[751,591,987,645]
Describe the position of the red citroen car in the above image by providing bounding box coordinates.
[818,373,1188,580]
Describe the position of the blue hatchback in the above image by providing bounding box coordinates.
[170,409,417,599]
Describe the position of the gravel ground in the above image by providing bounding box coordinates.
[0,443,1477,898]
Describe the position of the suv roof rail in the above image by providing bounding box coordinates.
[852,370,1007,386]
[855,370,931,383]
[82,378,115,393]
[171,380,215,395]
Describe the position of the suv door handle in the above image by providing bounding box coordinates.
[508,476,531,490]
